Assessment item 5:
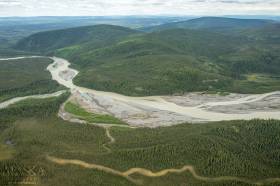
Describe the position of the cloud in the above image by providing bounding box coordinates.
[0,0,279,16]
[0,0,21,6]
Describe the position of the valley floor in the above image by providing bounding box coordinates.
[1,56,280,186]
[1,56,280,127]
[47,57,280,127]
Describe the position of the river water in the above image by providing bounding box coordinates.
[47,57,280,125]
[1,56,280,126]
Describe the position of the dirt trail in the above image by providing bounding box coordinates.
[105,127,115,143]
[46,156,140,184]
[102,127,115,153]
[45,121,280,185]
[46,156,280,185]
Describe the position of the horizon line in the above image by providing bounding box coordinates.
[0,14,280,18]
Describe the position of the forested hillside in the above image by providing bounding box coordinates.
[0,94,280,185]
[16,25,140,53]
[0,57,63,102]
[15,17,280,96]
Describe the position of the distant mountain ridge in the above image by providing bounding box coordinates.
[142,17,275,32]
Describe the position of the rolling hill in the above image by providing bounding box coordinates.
[0,16,191,49]
[15,17,280,96]
[16,24,140,53]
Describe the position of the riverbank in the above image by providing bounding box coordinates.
[47,56,280,127]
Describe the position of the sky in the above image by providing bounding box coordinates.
[0,0,279,17]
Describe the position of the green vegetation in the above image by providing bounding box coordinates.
[0,16,188,49]
[230,74,280,93]
[0,48,35,58]
[0,57,64,102]
[64,101,126,125]
[0,95,280,185]
[1,16,280,186]
[15,17,280,96]
[16,25,140,53]
[110,120,280,179]
[0,93,70,123]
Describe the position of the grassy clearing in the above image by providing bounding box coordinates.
[64,101,126,125]
[0,144,14,161]
[246,73,280,83]
[231,79,280,94]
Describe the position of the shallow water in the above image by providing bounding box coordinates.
[47,57,280,125]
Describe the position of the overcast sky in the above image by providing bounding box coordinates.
[0,0,279,17]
